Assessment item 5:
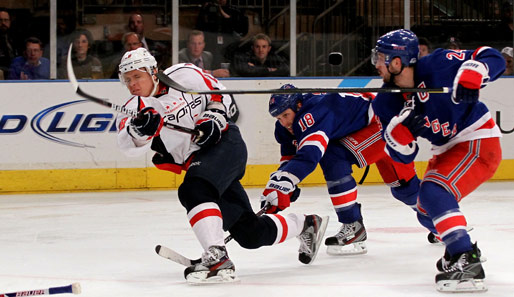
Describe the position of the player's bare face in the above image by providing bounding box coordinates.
[123,69,154,97]
[276,109,296,134]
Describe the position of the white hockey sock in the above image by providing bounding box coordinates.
[187,202,225,250]
[265,213,305,245]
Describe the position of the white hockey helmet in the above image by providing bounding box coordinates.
[118,47,157,84]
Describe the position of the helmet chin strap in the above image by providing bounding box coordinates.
[386,63,405,85]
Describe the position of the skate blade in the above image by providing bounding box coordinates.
[436,278,487,293]
[326,241,367,255]
[186,269,240,285]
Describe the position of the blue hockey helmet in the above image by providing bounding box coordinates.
[372,29,419,67]
[269,84,303,117]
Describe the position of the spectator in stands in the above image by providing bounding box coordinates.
[418,37,432,58]
[128,14,152,51]
[179,30,230,78]
[232,33,289,77]
[501,46,513,75]
[58,28,104,79]
[196,0,249,67]
[128,13,171,70]
[446,36,461,50]
[494,1,513,42]
[8,37,49,80]
[0,8,17,79]
[106,32,144,79]
[123,32,143,51]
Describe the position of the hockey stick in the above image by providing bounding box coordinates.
[155,203,271,266]
[155,72,450,95]
[66,45,200,136]
[0,283,81,297]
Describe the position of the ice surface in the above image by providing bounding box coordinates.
[1,182,513,296]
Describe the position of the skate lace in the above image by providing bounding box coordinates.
[444,253,469,273]
[335,222,357,239]
[298,228,314,254]
[201,247,225,266]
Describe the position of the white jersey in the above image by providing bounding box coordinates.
[116,63,232,170]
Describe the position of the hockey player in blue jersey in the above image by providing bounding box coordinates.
[261,84,424,255]
[371,29,504,292]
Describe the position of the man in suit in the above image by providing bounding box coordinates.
[179,30,229,78]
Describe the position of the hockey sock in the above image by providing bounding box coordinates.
[419,181,472,256]
[265,213,305,244]
[187,202,225,250]
[327,176,362,223]
[390,176,420,210]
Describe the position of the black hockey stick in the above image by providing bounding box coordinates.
[155,203,271,266]
[66,45,200,136]
[186,86,451,95]
[154,68,450,95]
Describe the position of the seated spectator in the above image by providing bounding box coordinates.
[0,8,17,79]
[232,33,289,77]
[418,37,431,58]
[446,36,461,50]
[106,32,143,78]
[8,37,49,80]
[501,46,513,75]
[58,28,104,79]
[179,30,229,78]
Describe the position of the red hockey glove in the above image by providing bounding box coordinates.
[452,60,489,103]
[260,171,299,214]
[127,107,163,141]
[384,108,426,155]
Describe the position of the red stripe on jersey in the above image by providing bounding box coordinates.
[191,68,223,103]
[330,189,357,206]
[280,155,294,163]
[435,215,467,235]
[189,208,222,227]
[477,118,496,130]
[471,46,490,60]
[275,214,289,243]
[299,133,328,150]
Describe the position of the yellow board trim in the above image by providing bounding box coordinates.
[1,159,513,194]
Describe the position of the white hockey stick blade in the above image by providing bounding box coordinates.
[155,245,199,266]
[0,282,81,297]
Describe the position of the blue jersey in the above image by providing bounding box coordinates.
[274,92,372,181]
[372,47,504,163]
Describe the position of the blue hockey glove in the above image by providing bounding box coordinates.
[128,107,163,140]
[452,60,489,103]
[193,109,228,148]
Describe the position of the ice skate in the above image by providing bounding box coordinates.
[297,215,329,264]
[325,219,367,255]
[435,243,487,293]
[427,232,443,245]
[184,245,239,284]
[436,242,487,272]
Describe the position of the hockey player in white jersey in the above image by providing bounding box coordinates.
[116,48,328,284]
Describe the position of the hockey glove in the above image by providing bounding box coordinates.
[384,108,426,155]
[260,171,300,214]
[127,107,163,140]
[452,60,489,104]
[193,109,228,148]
